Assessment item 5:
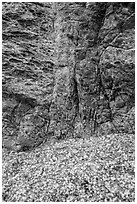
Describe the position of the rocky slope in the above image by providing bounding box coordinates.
[2,133,135,201]
[2,2,135,150]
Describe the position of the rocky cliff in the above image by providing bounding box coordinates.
[2,2,135,150]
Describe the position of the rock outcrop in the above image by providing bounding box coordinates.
[2,2,135,150]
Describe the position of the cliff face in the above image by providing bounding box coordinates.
[2,2,54,103]
[2,2,135,149]
[2,2,55,147]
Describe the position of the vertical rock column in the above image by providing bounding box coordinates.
[50,3,77,138]
[74,3,108,135]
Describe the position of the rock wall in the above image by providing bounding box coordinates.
[2,2,55,147]
[2,2,135,150]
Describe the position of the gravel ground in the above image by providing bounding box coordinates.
[2,133,135,202]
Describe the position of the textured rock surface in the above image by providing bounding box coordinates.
[2,2,135,149]
[2,2,55,148]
